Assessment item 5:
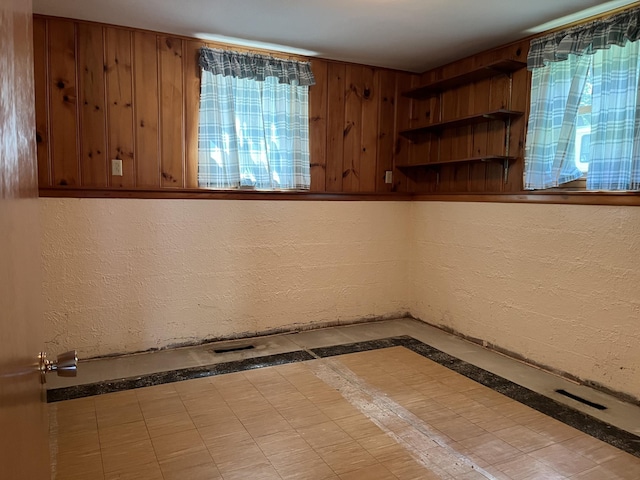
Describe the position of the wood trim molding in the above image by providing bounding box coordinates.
[411,192,640,207]
[40,187,640,205]
[38,187,413,201]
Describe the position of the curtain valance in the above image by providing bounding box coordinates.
[528,7,640,69]
[199,47,315,86]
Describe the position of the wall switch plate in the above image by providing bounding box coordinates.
[384,170,393,184]
[111,159,123,176]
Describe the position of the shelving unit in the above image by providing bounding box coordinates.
[396,155,516,168]
[402,59,526,99]
[396,58,527,185]
[398,109,524,143]
[396,155,518,184]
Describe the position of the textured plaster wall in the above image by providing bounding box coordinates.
[40,197,640,401]
[40,199,411,358]
[410,202,640,401]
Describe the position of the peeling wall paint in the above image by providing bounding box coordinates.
[40,199,411,358]
[410,201,640,401]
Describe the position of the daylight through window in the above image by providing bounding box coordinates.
[197,48,315,191]
[524,8,640,191]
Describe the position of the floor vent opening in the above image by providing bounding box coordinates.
[213,345,255,354]
[555,389,607,410]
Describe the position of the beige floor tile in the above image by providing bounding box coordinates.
[198,419,249,446]
[200,428,253,454]
[151,428,207,463]
[50,408,98,436]
[139,395,187,419]
[54,430,101,456]
[254,430,313,458]
[596,453,640,478]
[98,419,149,449]
[430,415,487,442]
[271,452,337,480]
[242,411,294,438]
[54,450,104,479]
[338,463,398,479]
[357,432,408,463]
[494,454,568,480]
[381,453,441,480]
[96,402,144,428]
[208,436,269,472]
[219,462,282,480]
[334,414,384,440]
[145,410,195,438]
[103,463,164,480]
[457,432,522,466]
[528,443,597,476]
[296,420,353,450]
[158,448,218,477]
[559,434,624,464]
[101,438,158,474]
[278,403,332,429]
[162,461,222,480]
[186,401,234,420]
[571,465,627,480]
[49,336,640,480]
[492,424,555,453]
[94,390,139,410]
[524,417,582,444]
[315,440,379,475]
[472,413,519,433]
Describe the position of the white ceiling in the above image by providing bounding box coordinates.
[32,0,638,72]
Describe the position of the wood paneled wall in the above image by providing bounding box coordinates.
[33,16,417,194]
[399,41,531,193]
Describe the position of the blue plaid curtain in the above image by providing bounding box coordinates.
[525,6,640,191]
[198,48,314,190]
[589,43,640,190]
[524,55,589,189]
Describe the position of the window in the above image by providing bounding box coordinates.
[524,8,640,191]
[197,48,315,190]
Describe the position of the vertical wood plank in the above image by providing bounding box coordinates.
[33,17,50,187]
[77,23,107,187]
[376,70,396,192]
[359,67,379,192]
[505,67,530,191]
[325,63,345,192]
[48,19,79,186]
[105,27,135,187]
[133,31,160,187]
[468,78,490,191]
[342,65,363,192]
[394,72,415,192]
[184,40,201,189]
[309,59,328,192]
[158,36,185,188]
[485,75,510,191]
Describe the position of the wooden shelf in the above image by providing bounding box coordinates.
[403,59,526,99]
[396,156,516,169]
[399,109,524,143]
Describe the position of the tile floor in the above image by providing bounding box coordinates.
[49,319,640,479]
